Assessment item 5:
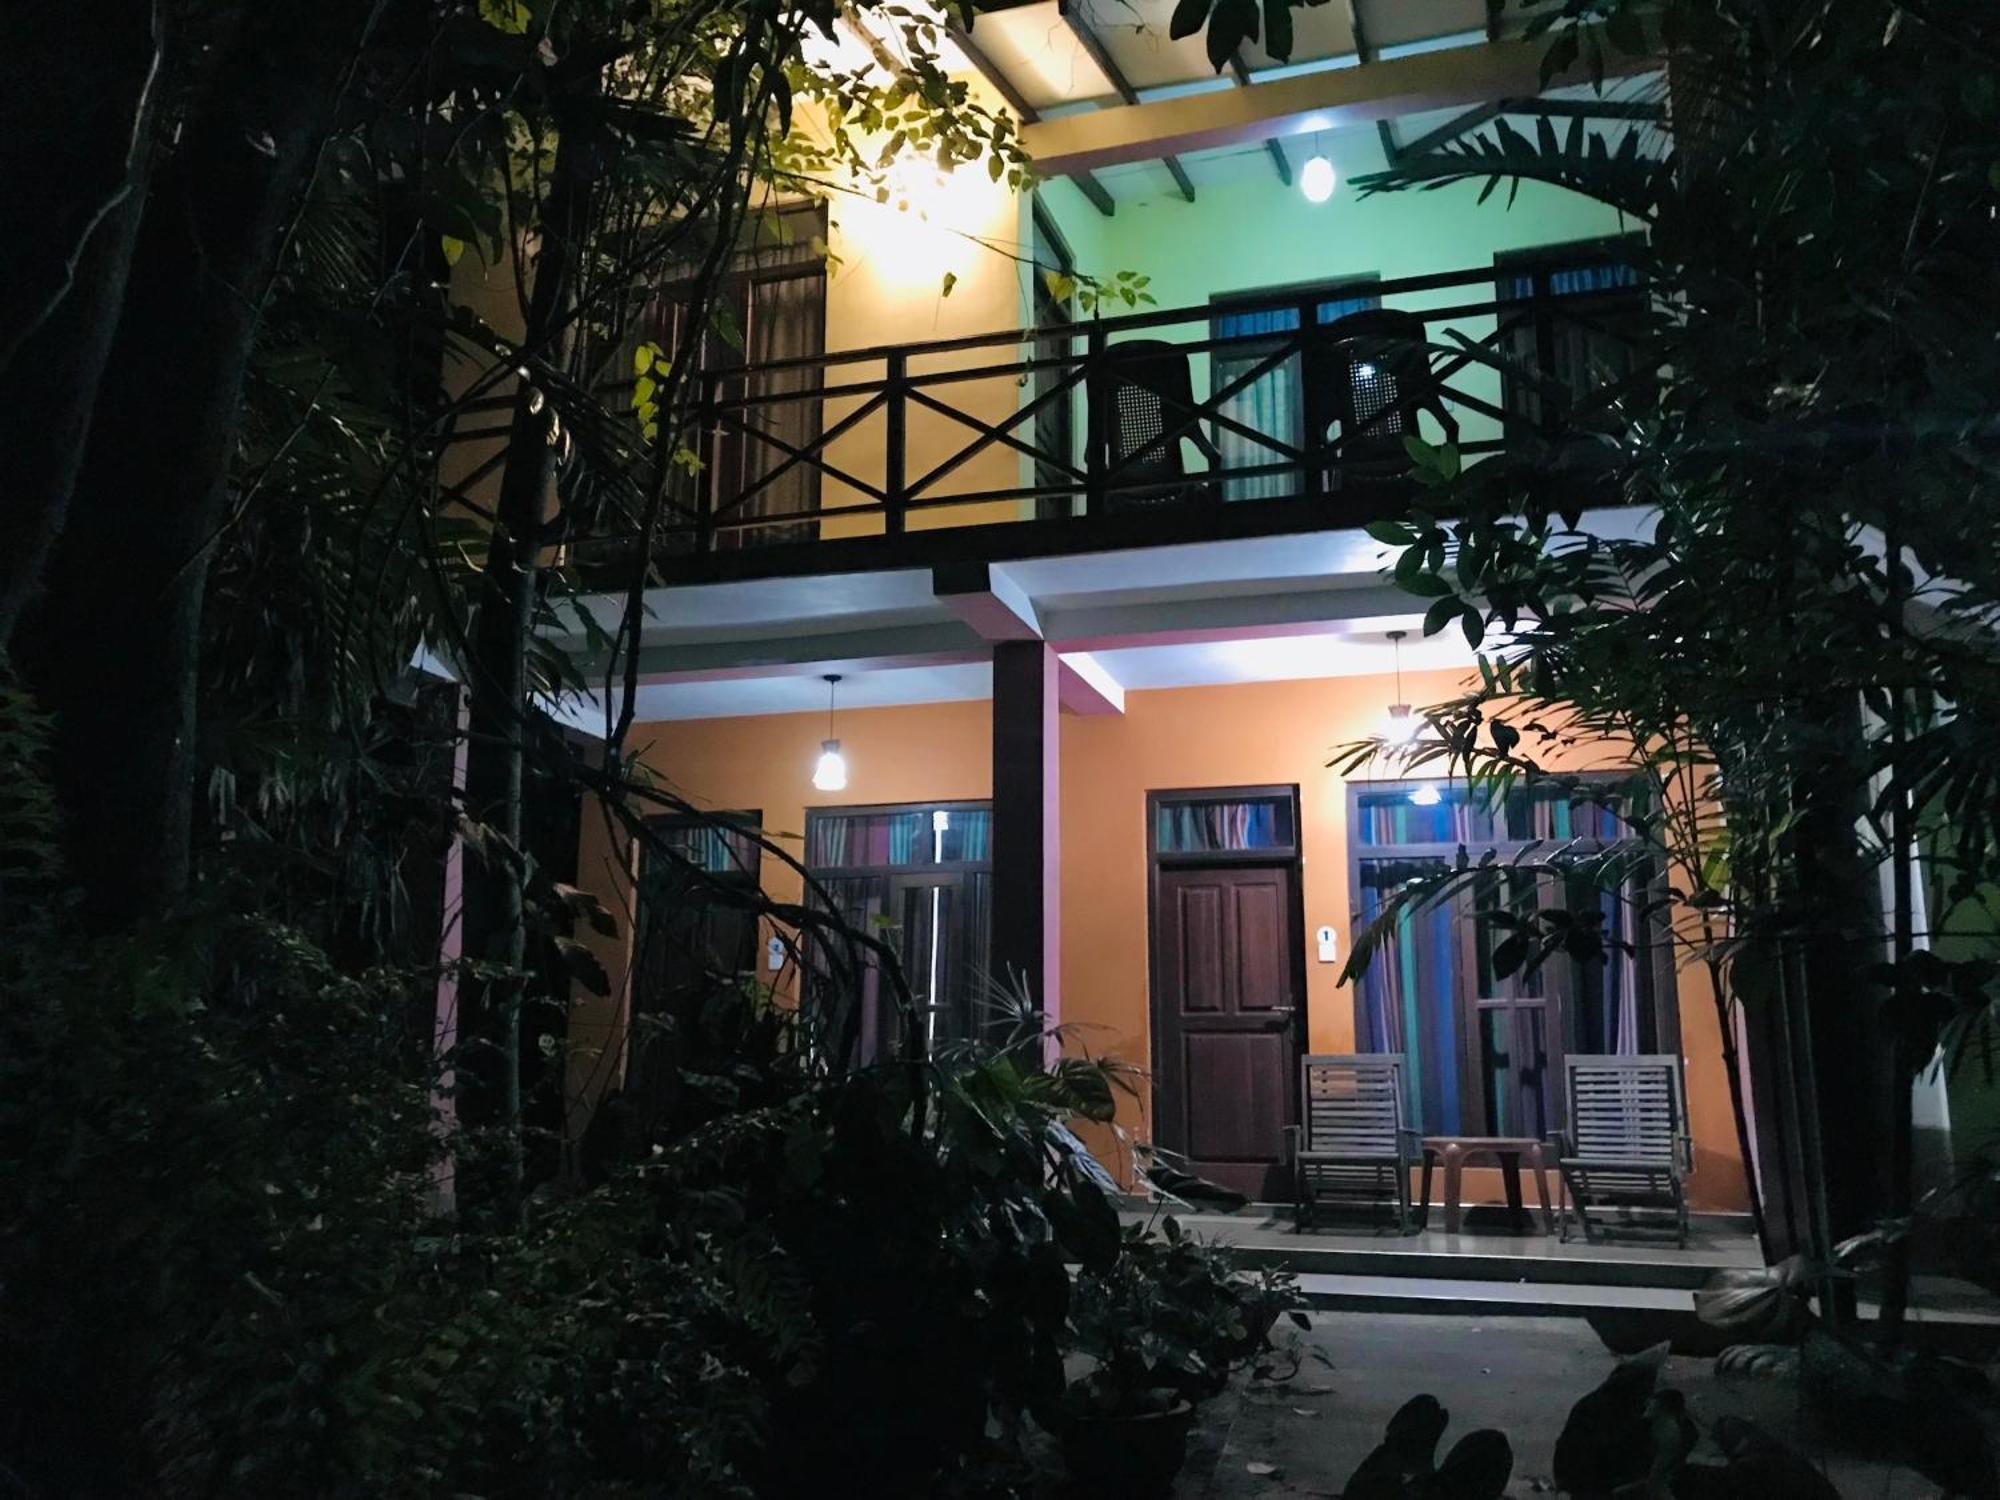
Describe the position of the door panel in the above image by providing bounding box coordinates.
[1184,1033,1292,1161]
[1232,881,1288,1012]
[1153,863,1302,1198]
[1175,885,1225,1013]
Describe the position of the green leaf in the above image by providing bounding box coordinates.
[1459,604,1485,649]
[941,270,958,298]
[1262,0,1294,61]
[477,0,531,35]
[1366,519,1418,546]
[1423,595,1462,637]
[1207,0,1258,70]
[1169,0,1213,40]
[439,234,466,267]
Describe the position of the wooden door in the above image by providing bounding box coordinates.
[1151,863,1303,1198]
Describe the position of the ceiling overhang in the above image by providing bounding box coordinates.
[544,510,1654,726]
[1021,32,1656,173]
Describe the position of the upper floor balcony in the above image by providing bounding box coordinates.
[572,245,1646,586]
[549,10,1663,592]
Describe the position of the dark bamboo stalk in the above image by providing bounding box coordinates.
[459,73,602,1213]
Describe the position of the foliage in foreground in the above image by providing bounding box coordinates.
[0,672,1141,1500]
[1335,0,2000,1317]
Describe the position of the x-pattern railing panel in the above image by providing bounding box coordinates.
[616,261,1647,550]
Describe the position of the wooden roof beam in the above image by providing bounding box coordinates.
[947,16,1116,216]
[1019,33,1655,175]
[1057,0,1198,203]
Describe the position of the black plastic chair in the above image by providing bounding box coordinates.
[1304,309,1458,487]
[1087,338,1220,513]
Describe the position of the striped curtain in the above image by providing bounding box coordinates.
[1356,860,1466,1133]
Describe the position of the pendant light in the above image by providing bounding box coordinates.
[1300,129,1336,204]
[812,673,848,791]
[1383,630,1420,747]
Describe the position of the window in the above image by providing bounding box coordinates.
[633,814,763,1013]
[636,206,828,547]
[1209,278,1380,501]
[806,802,993,1062]
[1154,792,1297,854]
[1349,782,1674,1137]
[1493,237,1646,438]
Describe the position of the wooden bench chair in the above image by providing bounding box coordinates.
[1287,1054,1421,1233]
[1552,1054,1693,1246]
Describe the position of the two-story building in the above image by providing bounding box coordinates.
[537,0,1755,1218]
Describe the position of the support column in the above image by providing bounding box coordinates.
[991,641,1061,1034]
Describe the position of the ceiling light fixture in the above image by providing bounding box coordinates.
[813,674,848,791]
[1300,131,1337,204]
[1383,630,1421,747]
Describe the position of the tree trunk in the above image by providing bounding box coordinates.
[16,0,381,928]
[0,3,160,649]
[457,79,601,1214]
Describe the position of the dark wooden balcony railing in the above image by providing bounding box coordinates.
[576,260,1645,572]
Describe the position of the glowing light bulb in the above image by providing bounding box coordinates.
[813,739,848,792]
[1409,783,1442,807]
[1300,155,1337,204]
[1384,704,1421,746]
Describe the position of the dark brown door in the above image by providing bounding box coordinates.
[1151,863,1303,1198]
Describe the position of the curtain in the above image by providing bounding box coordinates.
[1497,248,1643,432]
[804,804,995,1061]
[1213,306,1301,502]
[1209,287,1382,503]
[1155,796,1291,853]
[1357,860,1466,1133]
[734,269,824,544]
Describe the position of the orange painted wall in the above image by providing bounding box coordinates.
[565,698,994,1117]
[574,669,1750,1212]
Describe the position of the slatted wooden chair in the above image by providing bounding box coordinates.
[1287,1054,1422,1232]
[1551,1055,1693,1246]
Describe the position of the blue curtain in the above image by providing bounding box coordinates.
[1500,259,1641,300]
[1212,306,1300,502]
[1357,862,1465,1133]
[1211,288,1383,502]
[1316,291,1381,323]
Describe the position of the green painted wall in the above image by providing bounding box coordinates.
[1035,134,1636,457]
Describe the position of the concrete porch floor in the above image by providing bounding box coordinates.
[1121,1204,2000,1354]
[1121,1205,1761,1315]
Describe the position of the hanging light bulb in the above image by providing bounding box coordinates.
[1300,153,1337,204]
[1383,630,1420,746]
[812,674,848,791]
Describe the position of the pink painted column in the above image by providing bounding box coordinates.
[428,681,470,1212]
[990,641,1061,1039]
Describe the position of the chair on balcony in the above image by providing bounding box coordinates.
[1551,1054,1693,1246]
[1288,1053,1422,1232]
[1087,338,1220,513]
[1304,308,1458,488]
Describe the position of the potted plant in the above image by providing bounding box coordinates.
[1051,1218,1307,1494]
